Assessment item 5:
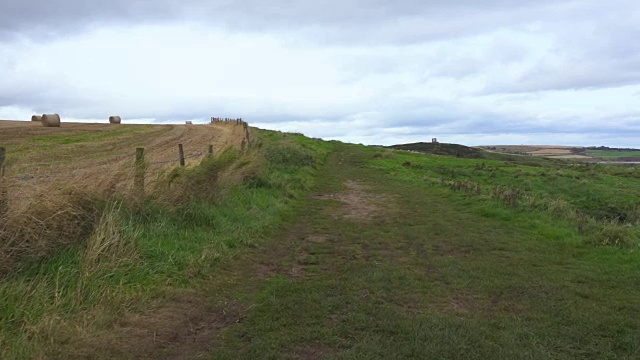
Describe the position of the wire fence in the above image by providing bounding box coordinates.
[3,151,208,181]
[0,143,214,216]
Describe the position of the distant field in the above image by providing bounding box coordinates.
[480,145,640,161]
[528,148,572,156]
[478,145,582,158]
[586,149,640,159]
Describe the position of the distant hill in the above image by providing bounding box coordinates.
[386,142,484,158]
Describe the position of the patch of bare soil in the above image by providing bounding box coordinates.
[423,290,529,320]
[252,180,394,282]
[288,344,334,359]
[251,221,313,279]
[254,232,332,279]
[431,243,476,257]
[313,180,393,222]
[76,292,249,359]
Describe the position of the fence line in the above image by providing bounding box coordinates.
[14,151,206,169]
[210,117,245,124]
[0,147,7,217]
[5,156,205,180]
[0,144,213,217]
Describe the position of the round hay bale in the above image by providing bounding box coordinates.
[41,114,61,127]
[109,116,122,124]
[31,115,42,122]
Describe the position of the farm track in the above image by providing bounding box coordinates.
[102,143,639,359]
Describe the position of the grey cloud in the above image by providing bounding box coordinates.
[0,0,562,43]
[482,58,640,94]
[260,101,640,139]
[0,1,177,41]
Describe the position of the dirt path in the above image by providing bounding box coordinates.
[90,146,500,359]
[87,150,396,359]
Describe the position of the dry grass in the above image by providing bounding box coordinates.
[546,155,591,159]
[528,148,573,156]
[82,201,139,276]
[0,189,97,274]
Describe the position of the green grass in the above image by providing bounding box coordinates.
[586,150,640,159]
[373,150,640,226]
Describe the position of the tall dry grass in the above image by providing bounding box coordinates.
[81,201,139,276]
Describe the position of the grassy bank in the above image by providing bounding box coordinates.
[0,129,332,359]
[370,148,640,247]
[204,142,640,359]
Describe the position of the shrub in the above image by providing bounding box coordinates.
[492,185,523,208]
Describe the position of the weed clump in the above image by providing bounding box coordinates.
[491,185,523,208]
[264,141,315,168]
[372,150,394,159]
[82,202,139,276]
[590,222,637,247]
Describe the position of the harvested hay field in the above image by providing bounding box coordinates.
[528,148,573,156]
[0,120,247,272]
[0,120,244,195]
[0,116,247,177]
[549,155,592,159]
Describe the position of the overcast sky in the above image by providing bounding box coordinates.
[1,0,639,146]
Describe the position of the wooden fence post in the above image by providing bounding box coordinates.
[134,147,145,200]
[0,147,5,177]
[244,123,250,146]
[0,147,7,217]
[208,145,213,156]
[178,144,185,166]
